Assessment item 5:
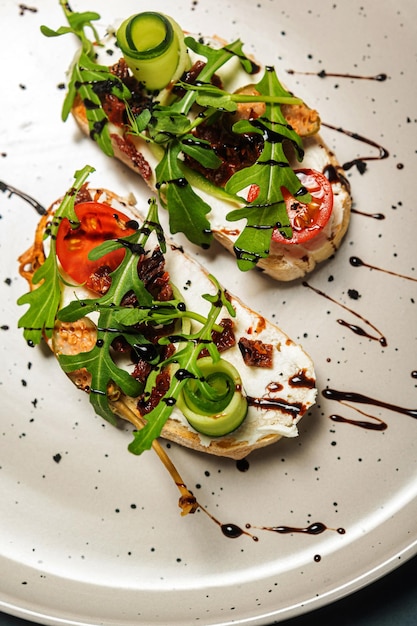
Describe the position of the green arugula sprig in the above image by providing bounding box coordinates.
[41,1,131,156]
[154,139,214,248]
[133,36,261,248]
[176,80,303,112]
[127,275,235,455]
[56,197,164,424]
[47,188,233,438]
[41,1,101,56]
[17,164,95,346]
[58,267,231,436]
[17,161,237,448]
[225,68,311,270]
[40,7,259,248]
[42,5,313,269]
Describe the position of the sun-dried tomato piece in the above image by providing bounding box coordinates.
[238,337,273,368]
[138,248,174,301]
[199,318,236,357]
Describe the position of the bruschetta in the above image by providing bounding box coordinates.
[17,166,317,460]
[41,8,352,281]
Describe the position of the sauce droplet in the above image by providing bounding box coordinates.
[221,523,245,539]
[236,458,250,472]
[246,521,345,536]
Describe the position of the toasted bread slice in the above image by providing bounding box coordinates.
[19,187,317,460]
[70,33,351,281]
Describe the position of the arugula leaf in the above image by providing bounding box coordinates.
[67,52,130,156]
[112,300,184,328]
[59,307,143,425]
[155,140,213,247]
[182,37,255,88]
[59,0,101,36]
[41,11,100,52]
[17,164,95,345]
[180,135,222,169]
[45,7,315,270]
[124,105,152,136]
[225,67,311,270]
[17,248,61,346]
[41,4,130,157]
[128,276,235,455]
[177,81,303,112]
[55,193,236,436]
[146,109,192,143]
[56,198,172,424]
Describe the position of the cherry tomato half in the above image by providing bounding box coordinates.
[56,201,136,290]
[272,168,334,245]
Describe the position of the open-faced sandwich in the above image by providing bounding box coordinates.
[41,5,352,281]
[17,166,317,462]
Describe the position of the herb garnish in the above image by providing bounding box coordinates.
[41,2,131,157]
[126,275,239,454]
[17,164,95,346]
[225,67,311,270]
[58,237,240,448]
[41,4,313,268]
[18,166,245,449]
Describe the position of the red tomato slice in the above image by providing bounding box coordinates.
[56,201,136,290]
[272,169,333,245]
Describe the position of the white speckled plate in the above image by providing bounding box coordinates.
[1,1,416,625]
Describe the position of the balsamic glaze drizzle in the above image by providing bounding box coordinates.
[246,521,346,536]
[285,69,389,172]
[303,281,387,346]
[350,257,417,283]
[155,177,188,189]
[198,503,341,541]
[286,69,387,82]
[330,413,387,431]
[351,208,385,220]
[321,122,389,172]
[323,388,417,420]
[0,181,47,215]
[246,395,302,417]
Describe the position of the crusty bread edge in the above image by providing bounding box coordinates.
[120,394,285,460]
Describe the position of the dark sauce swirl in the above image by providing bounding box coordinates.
[350,257,417,283]
[321,122,389,173]
[0,181,47,215]
[323,388,417,421]
[303,281,387,346]
[286,69,387,82]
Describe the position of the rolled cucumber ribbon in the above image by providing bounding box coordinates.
[177,357,248,437]
[116,12,190,91]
